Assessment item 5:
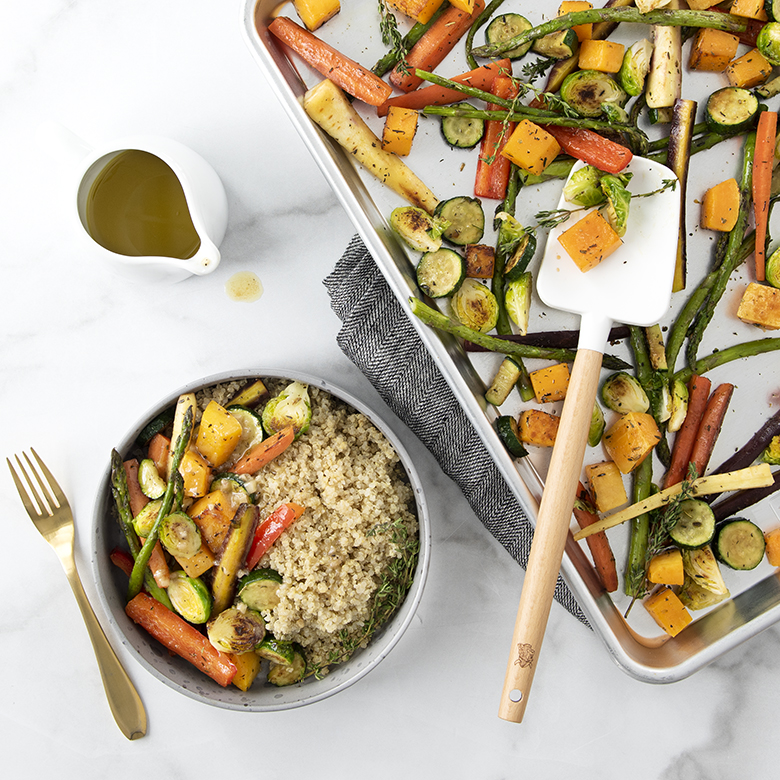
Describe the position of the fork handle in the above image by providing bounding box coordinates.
[62,562,147,740]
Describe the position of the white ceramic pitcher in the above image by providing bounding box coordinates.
[40,122,228,283]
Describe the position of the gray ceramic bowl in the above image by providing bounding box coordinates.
[91,369,430,711]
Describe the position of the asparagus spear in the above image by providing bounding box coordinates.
[409,297,631,369]
[465,0,506,70]
[673,337,780,385]
[127,405,193,601]
[470,8,748,59]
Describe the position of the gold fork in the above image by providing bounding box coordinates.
[8,449,147,740]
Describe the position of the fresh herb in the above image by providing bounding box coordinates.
[378,0,410,77]
[310,516,419,679]
[520,56,556,84]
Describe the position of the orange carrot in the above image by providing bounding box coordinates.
[147,433,170,481]
[689,383,734,478]
[268,16,393,107]
[664,374,712,488]
[753,110,777,281]
[474,75,519,200]
[389,0,486,93]
[573,482,618,593]
[110,547,134,577]
[125,593,237,687]
[232,426,295,475]
[542,125,633,174]
[377,59,512,118]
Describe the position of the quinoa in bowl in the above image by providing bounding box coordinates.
[92,370,429,711]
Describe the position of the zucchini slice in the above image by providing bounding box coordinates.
[136,407,175,447]
[434,196,485,246]
[267,646,307,686]
[485,357,522,407]
[532,29,579,60]
[238,567,283,611]
[504,232,537,281]
[705,87,759,135]
[210,472,253,508]
[440,106,485,149]
[256,636,295,666]
[226,404,265,465]
[416,248,466,298]
[485,13,533,60]
[714,518,766,570]
[495,415,528,458]
[669,499,716,549]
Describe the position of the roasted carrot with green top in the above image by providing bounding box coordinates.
[752,110,776,281]
[664,374,711,488]
[377,59,511,118]
[268,16,393,107]
[390,0,486,93]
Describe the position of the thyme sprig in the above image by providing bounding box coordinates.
[378,0,410,77]
[309,516,419,679]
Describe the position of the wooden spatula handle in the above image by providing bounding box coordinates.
[498,348,603,722]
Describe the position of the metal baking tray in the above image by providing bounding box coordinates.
[241,0,780,682]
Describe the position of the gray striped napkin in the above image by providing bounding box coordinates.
[323,234,589,626]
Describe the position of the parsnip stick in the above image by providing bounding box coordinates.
[573,464,774,540]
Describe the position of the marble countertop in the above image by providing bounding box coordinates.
[2,2,779,777]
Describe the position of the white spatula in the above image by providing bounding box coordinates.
[499,157,681,722]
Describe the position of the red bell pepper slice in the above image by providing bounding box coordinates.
[246,502,305,570]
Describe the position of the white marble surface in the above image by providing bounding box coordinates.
[2,2,779,777]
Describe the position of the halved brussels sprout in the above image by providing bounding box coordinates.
[132,498,162,538]
[600,174,632,237]
[560,70,627,118]
[505,272,532,334]
[450,278,499,332]
[654,381,672,424]
[766,245,780,288]
[138,459,166,499]
[167,570,212,624]
[390,206,449,252]
[207,606,266,654]
[588,402,606,447]
[158,511,202,558]
[758,21,780,66]
[618,38,653,97]
[564,165,608,207]
[667,378,689,433]
[601,103,630,124]
[761,434,780,465]
[678,575,729,611]
[262,381,312,440]
[682,546,730,599]
[601,372,649,413]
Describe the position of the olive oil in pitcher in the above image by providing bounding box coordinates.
[85,149,201,259]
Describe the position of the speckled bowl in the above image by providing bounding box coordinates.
[91,369,430,711]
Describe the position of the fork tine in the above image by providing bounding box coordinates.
[7,455,45,517]
[20,451,56,515]
[30,448,64,509]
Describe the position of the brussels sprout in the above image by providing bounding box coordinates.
[450,278,499,332]
[267,645,307,686]
[682,546,730,598]
[761,434,780,465]
[132,498,162,538]
[601,103,630,124]
[618,38,653,97]
[158,511,202,558]
[654,381,672,424]
[559,70,627,118]
[505,272,532,334]
[601,372,649,413]
[588,402,605,447]
[667,378,689,433]
[678,575,729,611]
[207,606,266,654]
[138,458,166,499]
[766,245,780,288]
[564,165,607,207]
[262,381,312,439]
[758,22,780,66]
[167,571,212,624]
[600,174,632,237]
[390,206,449,252]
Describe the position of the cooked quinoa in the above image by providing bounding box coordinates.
[197,380,418,674]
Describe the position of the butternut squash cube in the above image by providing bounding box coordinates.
[229,650,263,692]
[603,411,661,474]
[764,527,780,567]
[688,28,740,72]
[577,39,625,73]
[529,362,570,404]
[196,400,243,467]
[388,0,446,24]
[557,210,623,272]
[584,461,627,512]
[382,106,419,157]
[737,282,780,329]
[644,586,692,637]
[647,548,685,586]
[518,409,560,447]
[178,449,213,498]
[292,0,341,31]
[501,120,561,176]
[726,48,772,88]
[188,490,233,553]
[701,178,740,231]
[558,1,593,42]
[464,243,495,278]
[448,0,475,11]
[174,545,215,578]
[729,0,767,20]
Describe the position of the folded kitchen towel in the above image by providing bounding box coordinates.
[323,234,589,627]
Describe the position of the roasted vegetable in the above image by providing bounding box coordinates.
[505,272,532,334]
[600,173,631,237]
[262,381,312,440]
[390,206,448,252]
[557,210,623,272]
[159,511,203,558]
[601,372,650,413]
[559,69,628,117]
[167,571,212,624]
[758,22,780,66]
[564,165,608,207]
[618,38,653,95]
[704,87,759,135]
[450,278,499,331]
[485,13,533,59]
[416,247,466,298]
[207,606,266,654]
[714,518,766,570]
[434,196,484,245]
[211,503,259,615]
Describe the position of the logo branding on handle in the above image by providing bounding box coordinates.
[514,642,535,668]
